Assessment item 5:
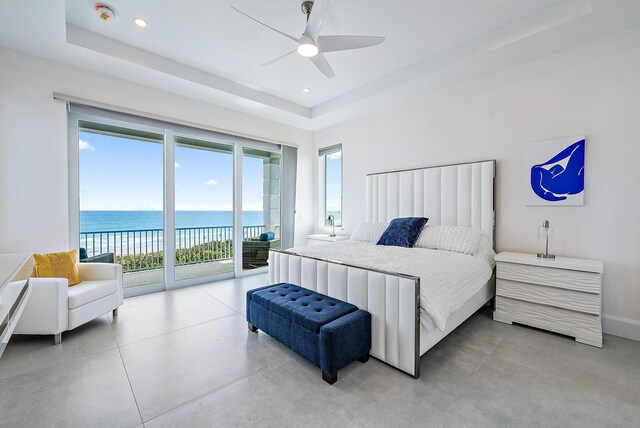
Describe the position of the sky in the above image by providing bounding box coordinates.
[79,131,265,211]
[325,151,342,212]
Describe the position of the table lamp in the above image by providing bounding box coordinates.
[537,220,555,259]
[327,215,336,237]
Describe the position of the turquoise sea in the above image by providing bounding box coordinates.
[80,210,264,232]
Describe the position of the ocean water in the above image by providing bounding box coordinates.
[80,210,264,232]
[80,211,269,255]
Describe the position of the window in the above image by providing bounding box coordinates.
[68,102,297,297]
[319,144,342,227]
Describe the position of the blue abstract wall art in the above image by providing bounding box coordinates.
[525,136,585,206]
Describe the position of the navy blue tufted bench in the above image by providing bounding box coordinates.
[246,283,371,384]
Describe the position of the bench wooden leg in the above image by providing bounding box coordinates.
[248,322,258,333]
[322,371,337,385]
[358,354,369,363]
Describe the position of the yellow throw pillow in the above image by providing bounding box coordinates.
[33,250,80,286]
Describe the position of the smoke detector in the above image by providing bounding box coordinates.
[95,3,115,21]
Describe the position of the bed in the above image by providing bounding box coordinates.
[268,160,496,378]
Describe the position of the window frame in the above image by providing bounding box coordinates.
[68,103,287,297]
[318,144,343,228]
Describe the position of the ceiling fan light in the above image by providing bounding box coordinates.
[297,43,319,57]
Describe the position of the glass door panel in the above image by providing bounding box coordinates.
[78,122,164,289]
[174,136,234,281]
[242,147,281,272]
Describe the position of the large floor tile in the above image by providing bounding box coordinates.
[2,275,639,428]
[0,315,117,381]
[491,323,640,408]
[440,356,640,428]
[418,337,491,398]
[146,356,413,428]
[198,274,268,313]
[121,286,204,308]
[119,314,285,422]
[0,348,141,428]
[108,288,236,345]
[344,357,453,423]
[444,306,512,355]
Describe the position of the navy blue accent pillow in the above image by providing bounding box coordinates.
[259,231,275,241]
[377,217,429,248]
[79,247,88,260]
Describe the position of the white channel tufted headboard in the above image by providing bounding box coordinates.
[365,160,496,246]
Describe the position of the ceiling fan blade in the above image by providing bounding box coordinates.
[230,6,299,43]
[309,53,335,78]
[260,50,296,66]
[317,35,385,53]
[304,0,329,42]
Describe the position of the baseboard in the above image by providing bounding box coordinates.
[602,314,640,342]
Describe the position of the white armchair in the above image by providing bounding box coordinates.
[14,263,123,344]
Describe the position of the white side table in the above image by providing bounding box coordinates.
[307,234,349,246]
[493,251,603,348]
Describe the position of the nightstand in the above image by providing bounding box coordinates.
[307,234,349,246]
[493,251,604,348]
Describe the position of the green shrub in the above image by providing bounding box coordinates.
[115,240,233,272]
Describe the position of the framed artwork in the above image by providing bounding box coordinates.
[525,136,585,206]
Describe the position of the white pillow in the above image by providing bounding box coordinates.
[476,235,496,267]
[415,225,484,255]
[350,222,389,243]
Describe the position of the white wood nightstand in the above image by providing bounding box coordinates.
[307,234,349,246]
[493,251,604,348]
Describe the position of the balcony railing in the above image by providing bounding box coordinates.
[80,225,266,272]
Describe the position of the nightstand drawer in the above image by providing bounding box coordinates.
[496,279,600,315]
[497,262,600,294]
[495,296,602,346]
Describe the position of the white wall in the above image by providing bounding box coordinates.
[0,46,314,254]
[314,31,640,339]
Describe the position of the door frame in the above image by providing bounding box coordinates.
[69,110,281,296]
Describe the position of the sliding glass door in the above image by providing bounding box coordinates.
[70,106,289,296]
[173,136,234,282]
[241,147,281,273]
[77,121,165,292]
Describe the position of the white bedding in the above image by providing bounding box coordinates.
[286,239,495,332]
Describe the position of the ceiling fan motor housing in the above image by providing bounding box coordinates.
[301,1,314,18]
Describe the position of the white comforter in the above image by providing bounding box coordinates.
[286,240,495,332]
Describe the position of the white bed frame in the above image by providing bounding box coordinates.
[268,160,496,378]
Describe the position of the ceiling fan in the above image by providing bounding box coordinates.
[231,0,384,78]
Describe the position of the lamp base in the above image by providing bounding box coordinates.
[537,253,556,259]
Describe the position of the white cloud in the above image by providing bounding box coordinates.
[327,151,342,160]
[174,161,181,168]
[204,179,218,186]
[79,139,96,151]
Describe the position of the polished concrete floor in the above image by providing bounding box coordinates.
[1,274,639,427]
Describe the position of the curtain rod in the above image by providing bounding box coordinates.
[53,92,299,149]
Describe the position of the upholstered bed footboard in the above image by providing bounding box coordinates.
[268,250,421,378]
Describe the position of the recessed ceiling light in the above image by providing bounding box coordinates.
[133,17,148,28]
[302,87,311,93]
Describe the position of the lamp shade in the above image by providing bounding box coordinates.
[538,225,553,239]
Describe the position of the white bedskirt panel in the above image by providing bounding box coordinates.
[420,274,495,354]
[268,251,420,376]
[366,161,495,246]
